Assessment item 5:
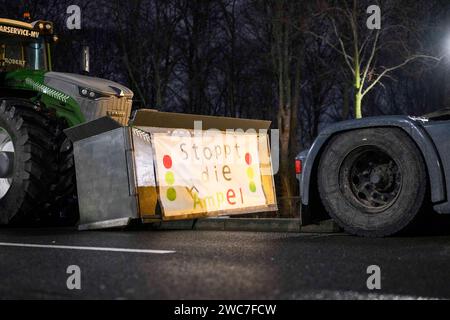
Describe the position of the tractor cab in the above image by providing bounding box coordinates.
[0,18,54,72]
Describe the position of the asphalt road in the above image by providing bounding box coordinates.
[0,227,450,300]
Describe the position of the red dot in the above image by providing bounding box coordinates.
[245,153,252,165]
[163,155,172,169]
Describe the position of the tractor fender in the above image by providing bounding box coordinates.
[298,116,445,206]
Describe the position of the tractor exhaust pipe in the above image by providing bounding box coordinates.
[0,151,14,179]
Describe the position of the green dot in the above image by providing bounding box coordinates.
[249,181,256,193]
[165,171,175,185]
[247,167,254,179]
[167,188,177,201]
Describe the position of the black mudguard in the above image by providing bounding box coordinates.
[297,116,450,213]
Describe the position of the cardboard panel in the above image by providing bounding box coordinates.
[259,134,277,207]
[131,109,271,132]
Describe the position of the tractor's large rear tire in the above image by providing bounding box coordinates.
[0,99,78,225]
[317,128,427,237]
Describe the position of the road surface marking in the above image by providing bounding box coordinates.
[0,242,175,254]
[289,290,441,300]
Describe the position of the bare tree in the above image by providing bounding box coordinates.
[306,0,441,118]
[264,0,304,215]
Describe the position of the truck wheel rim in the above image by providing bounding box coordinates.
[0,128,14,200]
[340,146,402,213]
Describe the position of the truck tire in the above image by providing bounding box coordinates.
[0,99,78,225]
[317,127,426,237]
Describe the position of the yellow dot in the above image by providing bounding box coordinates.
[165,171,175,185]
[247,167,254,179]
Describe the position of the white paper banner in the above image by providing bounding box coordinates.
[152,131,269,217]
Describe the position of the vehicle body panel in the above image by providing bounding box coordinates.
[0,69,85,126]
[1,18,133,127]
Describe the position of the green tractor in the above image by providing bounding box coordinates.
[0,18,133,225]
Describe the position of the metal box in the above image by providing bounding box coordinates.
[65,111,277,230]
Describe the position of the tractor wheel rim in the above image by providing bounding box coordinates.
[340,146,402,213]
[0,127,14,200]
